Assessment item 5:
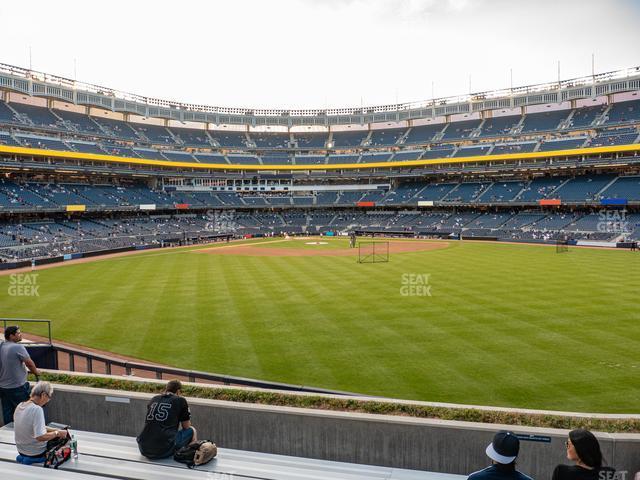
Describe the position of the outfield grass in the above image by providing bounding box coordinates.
[1,238,638,413]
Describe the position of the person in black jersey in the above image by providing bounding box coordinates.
[137,379,198,459]
[552,429,616,480]
[468,431,534,480]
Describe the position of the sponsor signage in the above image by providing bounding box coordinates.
[600,198,627,206]
[66,205,86,212]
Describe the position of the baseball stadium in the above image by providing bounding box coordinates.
[0,2,639,478]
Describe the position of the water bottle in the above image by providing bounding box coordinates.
[71,435,78,459]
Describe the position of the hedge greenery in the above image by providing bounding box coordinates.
[35,373,640,433]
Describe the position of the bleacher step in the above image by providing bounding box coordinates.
[0,425,462,480]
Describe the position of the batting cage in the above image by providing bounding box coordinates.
[357,241,390,263]
[556,239,569,253]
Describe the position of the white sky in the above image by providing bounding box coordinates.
[1,0,639,110]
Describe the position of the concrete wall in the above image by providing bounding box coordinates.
[42,385,640,479]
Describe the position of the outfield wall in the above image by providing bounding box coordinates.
[36,384,640,479]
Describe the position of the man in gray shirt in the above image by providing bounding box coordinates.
[0,326,41,425]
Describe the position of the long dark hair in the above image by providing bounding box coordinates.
[569,429,603,469]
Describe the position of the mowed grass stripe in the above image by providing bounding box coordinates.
[0,239,638,412]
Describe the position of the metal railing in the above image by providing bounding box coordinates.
[1,318,52,344]
[2,318,354,394]
[2,61,639,117]
[52,344,357,396]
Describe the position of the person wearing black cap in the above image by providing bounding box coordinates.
[552,429,616,480]
[468,431,533,480]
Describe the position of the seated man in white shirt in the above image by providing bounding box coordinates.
[13,381,68,463]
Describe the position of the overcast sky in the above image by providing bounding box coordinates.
[1,0,639,110]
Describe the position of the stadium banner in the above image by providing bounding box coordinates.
[139,204,156,210]
[600,198,627,206]
[83,246,136,258]
[175,203,190,209]
[539,199,561,206]
[418,201,434,207]
[576,240,617,248]
[66,204,86,212]
[461,235,498,241]
[356,201,375,207]
[63,254,73,261]
[35,256,64,266]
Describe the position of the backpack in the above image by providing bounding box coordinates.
[173,440,217,468]
[43,432,72,469]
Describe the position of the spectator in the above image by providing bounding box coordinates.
[137,379,197,459]
[14,381,68,462]
[468,431,533,480]
[0,326,41,425]
[552,429,616,480]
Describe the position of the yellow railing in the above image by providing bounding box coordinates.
[0,143,638,172]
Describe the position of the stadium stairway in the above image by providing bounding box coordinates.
[0,424,464,480]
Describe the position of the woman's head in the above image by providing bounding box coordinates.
[566,429,602,469]
[30,381,54,405]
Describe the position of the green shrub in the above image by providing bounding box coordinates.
[35,373,639,433]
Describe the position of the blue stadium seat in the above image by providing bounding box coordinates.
[569,104,607,129]
[604,99,640,125]
[209,130,248,148]
[53,109,102,134]
[9,103,60,129]
[368,128,406,146]
[537,138,587,152]
[441,119,481,140]
[331,130,368,147]
[294,132,327,149]
[170,127,212,147]
[404,124,445,145]
[520,110,569,133]
[478,115,521,137]
[251,132,290,148]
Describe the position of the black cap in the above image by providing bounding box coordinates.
[485,431,520,464]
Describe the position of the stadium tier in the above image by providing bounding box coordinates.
[0,170,638,261]
[0,63,639,264]
[0,62,639,174]
[1,99,638,166]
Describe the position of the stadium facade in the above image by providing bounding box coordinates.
[0,63,639,264]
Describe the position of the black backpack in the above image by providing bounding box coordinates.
[43,431,72,469]
[173,440,217,468]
